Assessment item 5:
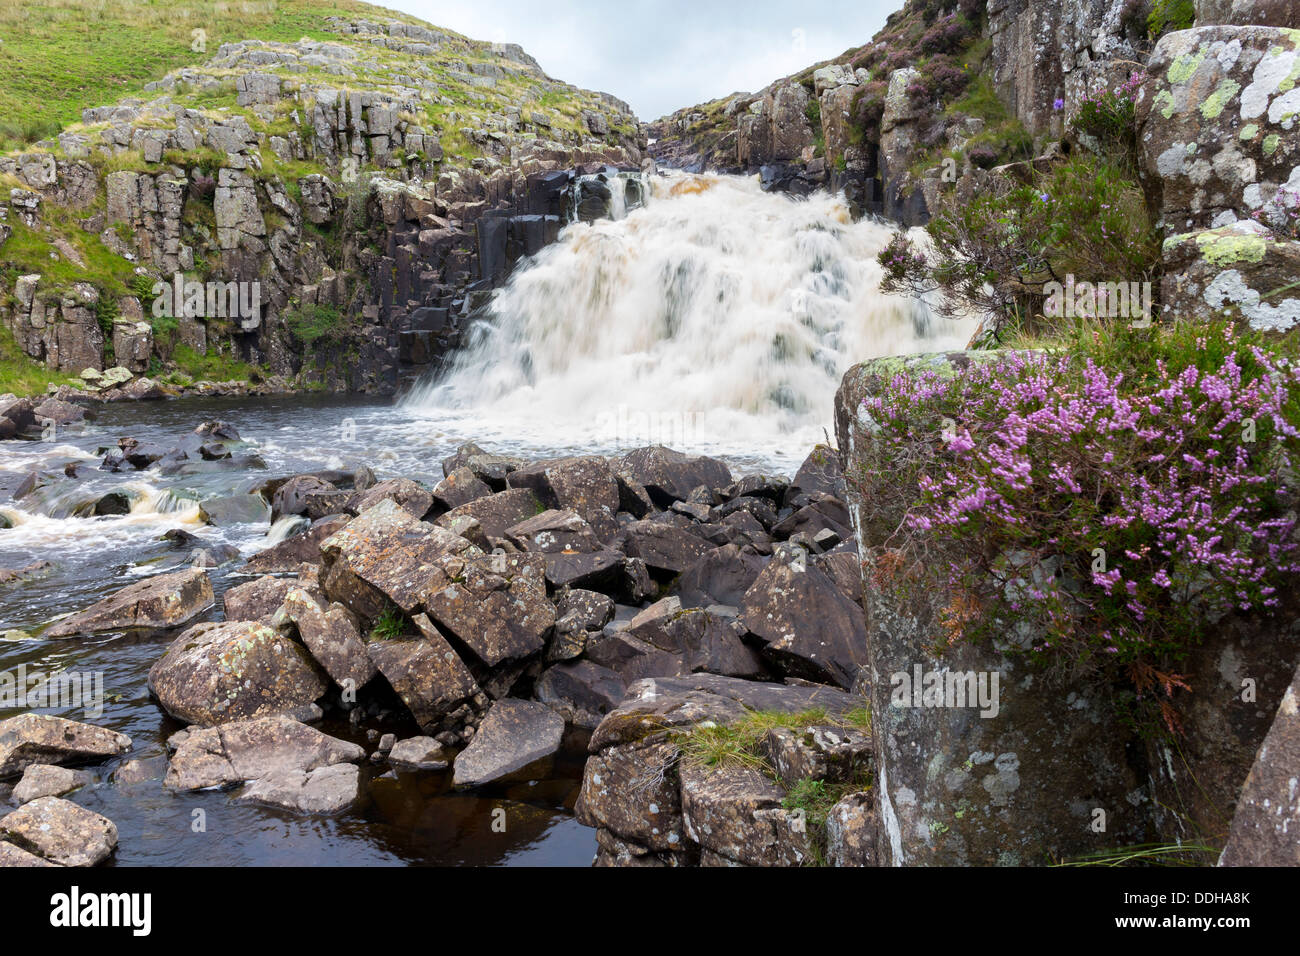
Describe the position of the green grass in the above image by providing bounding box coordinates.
[674,706,871,771]
[369,605,405,641]
[0,324,82,395]
[0,0,439,151]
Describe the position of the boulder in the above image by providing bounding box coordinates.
[435,487,542,538]
[0,797,117,866]
[200,493,271,526]
[349,477,434,519]
[12,764,91,804]
[675,544,768,608]
[1161,221,1300,331]
[616,446,732,506]
[277,588,377,690]
[505,508,602,553]
[507,456,620,537]
[0,841,57,867]
[619,519,715,574]
[1219,661,1300,866]
[44,567,213,637]
[425,553,554,667]
[432,467,491,510]
[739,546,868,688]
[679,760,813,866]
[223,574,298,622]
[238,763,361,814]
[535,660,627,729]
[441,441,522,489]
[825,791,878,866]
[0,714,131,779]
[366,617,481,733]
[148,620,329,725]
[387,736,451,770]
[164,715,363,792]
[271,475,337,522]
[452,698,564,787]
[320,499,475,619]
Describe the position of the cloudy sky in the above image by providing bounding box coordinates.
[390,1,895,120]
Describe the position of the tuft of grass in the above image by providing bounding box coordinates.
[674,706,870,771]
[369,605,406,641]
[1054,842,1220,867]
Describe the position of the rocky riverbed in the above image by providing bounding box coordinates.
[0,399,879,866]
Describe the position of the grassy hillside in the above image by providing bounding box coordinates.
[0,0,438,150]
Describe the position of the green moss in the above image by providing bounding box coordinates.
[1148,0,1197,41]
[1194,230,1269,266]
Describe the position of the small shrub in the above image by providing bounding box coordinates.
[370,606,406,642]
[1147,0,1195,39]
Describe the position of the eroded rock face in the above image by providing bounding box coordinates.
[1161,220,1300,330]
[244,514,351,573]
[1136,26,1300,233]
[44,567,213,637]
[825,791,878,867]
[452,698,564,787]
[0,797,117,866]
[616,447,732,507]
[1219,660,1300,866]
[276,587,377,690]
[223,574,300,622]
[679,761,813,866]
[425,553,554,667]
[1195,0,1300,28]
[0,714,132,779]
[148,619,329,725]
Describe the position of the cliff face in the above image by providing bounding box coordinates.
[649,0,1300,225]
[0,13,646,394]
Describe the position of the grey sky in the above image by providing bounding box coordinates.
[389,1,895,120]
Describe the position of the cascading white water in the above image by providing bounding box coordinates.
[412,171,972,465]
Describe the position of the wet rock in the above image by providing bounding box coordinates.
[387,736,451,770]
[425,553,554,667]
[148,619,329,725]
[0,560,54,588]
[223,574,299,622]
[111,756,167,786]
[367,616,481,733]
[200,493,271,527]
[271,475,337,522]
[164,715,363,792]
[436,487,542,539]
[619,519,715,574]
[1219,661,1300,866]
[616,446,732,506]
[349,477,433,519]
[244,514,350,573]
[91,491,131,515]
[44,567,213,637]
[535,660,627,729]
[277,587,377,691]
[0,714,132,779]
[452,699,563,788]
[238,763,361,814]
[825,791,877,867]
[679,760,813,866]
[11,764,91,804]
[739,547,868,688]
[0,796,117,866]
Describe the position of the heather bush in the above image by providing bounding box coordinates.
[856,322,1300,727]
[879,154,1160,331]
[1071,71,1145,166]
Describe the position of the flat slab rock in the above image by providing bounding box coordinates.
[0,714,132,779]
[0,796,117,866]
[453,699,564,788]
[44,567,213,637]
[237,763,361,814]
[165,715,364,793]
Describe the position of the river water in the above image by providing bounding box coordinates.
[0,172,971,866]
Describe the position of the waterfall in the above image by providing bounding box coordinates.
[403,171,973,463]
